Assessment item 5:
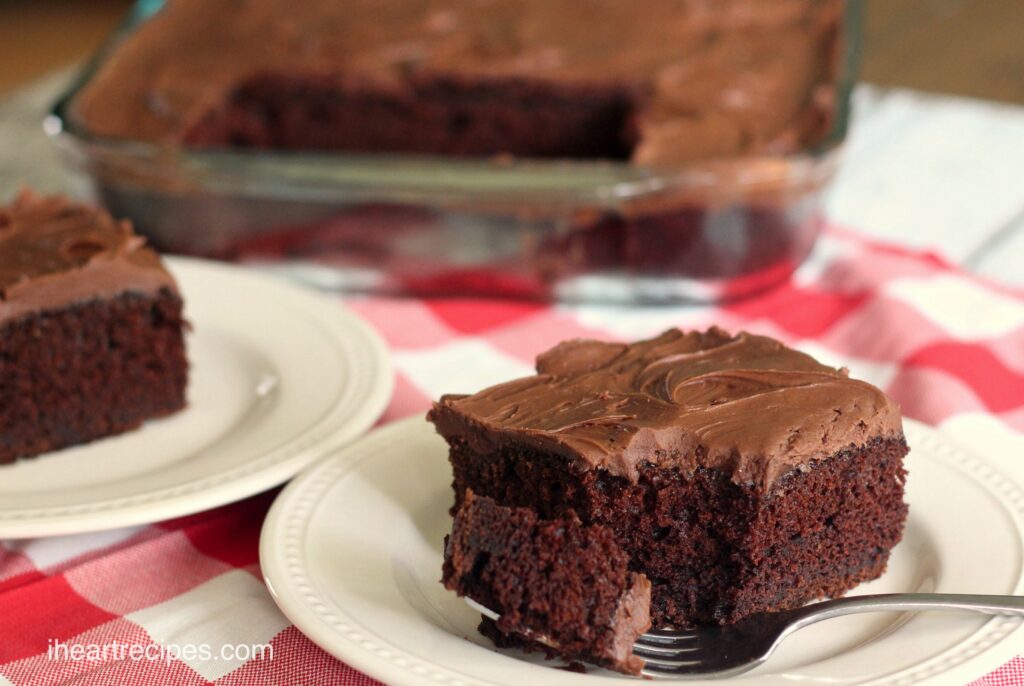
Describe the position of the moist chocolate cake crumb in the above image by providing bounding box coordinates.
[447,435,907,627]
[443,491,651,675]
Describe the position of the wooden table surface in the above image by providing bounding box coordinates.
[0,0,1023,104]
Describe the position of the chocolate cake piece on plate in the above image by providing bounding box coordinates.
[442,490,651,675]
[430,328,909,629]
[0,191,188,463]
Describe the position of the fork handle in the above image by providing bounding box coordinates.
[791,593,1024,631]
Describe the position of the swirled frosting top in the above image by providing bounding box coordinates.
[0,191,178,324]
[429,328,903,491]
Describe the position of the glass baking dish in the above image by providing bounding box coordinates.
[46,0,861,303]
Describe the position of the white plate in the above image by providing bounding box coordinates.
[0,257,393,538]
[260,417,1024,686]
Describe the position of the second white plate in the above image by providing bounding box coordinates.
[0,257,393,538]
[261,417,1024,686]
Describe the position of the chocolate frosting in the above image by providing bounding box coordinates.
[429,328,903,491]
[0,191,178,324]
[74,0,841,164]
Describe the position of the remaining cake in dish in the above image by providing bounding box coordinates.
[73,0,842,165]
[443,490,651,675]
[430,328,909,630]
[0,191,188,463]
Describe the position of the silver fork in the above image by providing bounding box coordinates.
[468,593,1024,679]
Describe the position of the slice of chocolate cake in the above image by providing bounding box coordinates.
[430,328,909,628]
[442,490,651,675]
[0,191,188,463]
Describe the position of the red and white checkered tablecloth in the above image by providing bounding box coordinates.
[1,225,1022,686]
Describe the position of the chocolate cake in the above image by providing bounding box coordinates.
[430,328,909,630]
[73,0,843,165]
[443,490,651,675]
[0,191,188,463]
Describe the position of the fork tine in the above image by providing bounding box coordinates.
[632,643,701,658]
[642,660,763,680]
[641,663,737,679]
[635,653,703,667]
[645,627,698,636]
[634,631,699,647]
[634,635,699,647]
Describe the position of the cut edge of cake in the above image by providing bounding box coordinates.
[442,490,652,675]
